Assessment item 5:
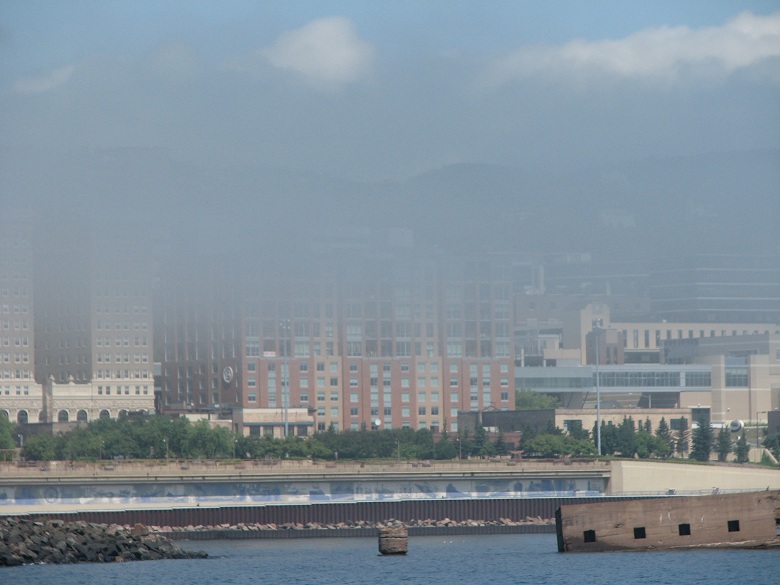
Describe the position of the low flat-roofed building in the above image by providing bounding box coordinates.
[233,407,314,439]
[515,364,712,410]
[662,332,780,424]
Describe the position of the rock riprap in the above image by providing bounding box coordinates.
[0,518,207,567]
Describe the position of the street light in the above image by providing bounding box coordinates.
[592,319,603,456]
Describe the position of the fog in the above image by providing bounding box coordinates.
[2,3,780,287]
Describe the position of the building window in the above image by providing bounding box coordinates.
[583,530,596,543]
[727,520,740,533]
[248,393,257,402]
[633,527,646,539]
[678,523,691,536]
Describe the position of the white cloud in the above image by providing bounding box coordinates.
[261,17,374,88]
[488,11,780,87]
[13,64,76,95]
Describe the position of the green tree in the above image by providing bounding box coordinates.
[515,390,560,410]
[0,414,15,451]
[655,417,674,457]
[60,426,103,460]
[594,421,619,456]
[690,417,713,462]
[734,432,750,464]
[21,434,58,461]
[716,427,732,462]
[675,417,689,456]
[524,434,566,458]
[433,438,457,460]
[523,433,595,458]
[616,416,637,457]
[493,431,509,456]
[633,431,670,459]
[764,433,780,461]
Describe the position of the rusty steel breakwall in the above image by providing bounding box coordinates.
[19,497,638,532]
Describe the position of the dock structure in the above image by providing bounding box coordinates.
[556,490,780,552]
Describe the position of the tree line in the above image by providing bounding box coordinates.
[2,412,775,464]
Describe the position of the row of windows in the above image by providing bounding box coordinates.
[94,369,150,379]
[0,369,31,379]
[94,304,149,314]
[96,385,149,395]
[582,520,741,544]
[1,304,28,314]
[0,285,30,297]
[520,370,711,390]
[96,337,149,348]
[96,354,149,364]
[1,385,30,395]
[597,371,691,388]
[95,320,149,331]
[624,327,772,349]
[1,319,29,330]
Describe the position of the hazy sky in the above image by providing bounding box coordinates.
[2,1,779,181]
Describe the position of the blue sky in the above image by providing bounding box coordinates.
[4,1,779,74]
[2,1,779,179]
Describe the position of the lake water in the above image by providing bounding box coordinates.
[3,534,778,584]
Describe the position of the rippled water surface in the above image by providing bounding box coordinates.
[4,534,778,585]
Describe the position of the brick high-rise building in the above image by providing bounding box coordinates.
[158,247,516,434]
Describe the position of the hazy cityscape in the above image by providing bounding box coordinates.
[3,4,780,579]
[1,3,780,455]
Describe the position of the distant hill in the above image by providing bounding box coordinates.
[3,146,778,265]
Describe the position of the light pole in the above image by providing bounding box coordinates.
[756,410,769,452]
[592,319,603,456]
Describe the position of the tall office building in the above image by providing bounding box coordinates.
[158,247,516,433]
[32,218,155,421]
[650,254,780,323]
[0,215,38,422]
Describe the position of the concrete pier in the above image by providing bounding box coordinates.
[378,525,408,555]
